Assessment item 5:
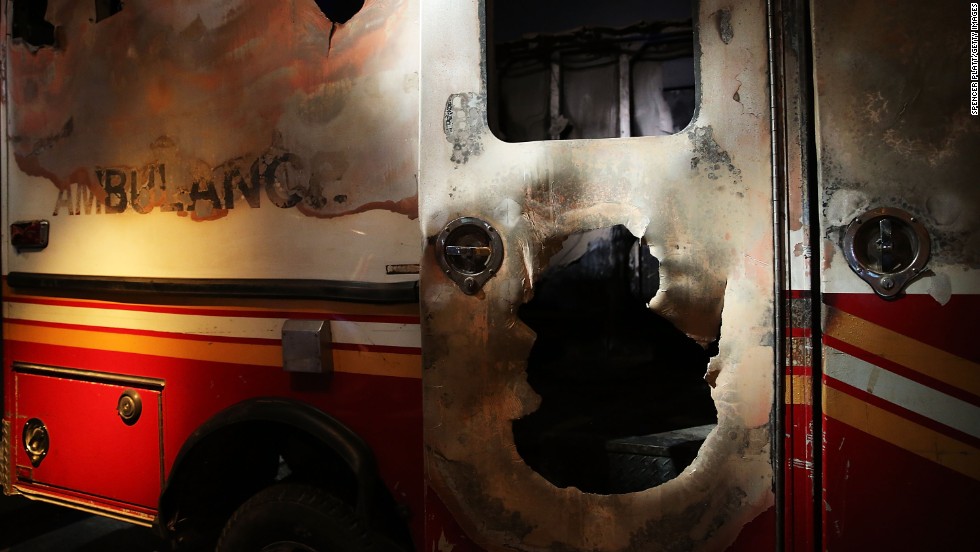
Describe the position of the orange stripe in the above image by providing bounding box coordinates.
[3,322,421,379]
[824,386,980,481]
[825,307,980,397]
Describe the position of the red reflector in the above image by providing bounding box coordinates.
[10,220,49,251]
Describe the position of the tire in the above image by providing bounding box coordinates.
[216,483,376,552]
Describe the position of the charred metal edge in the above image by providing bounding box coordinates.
[7,272,420,304]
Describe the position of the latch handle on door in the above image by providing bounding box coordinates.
[842,207,930,298]
[445,245,493,258]
[22,418,49,467]
[436,217,504,295]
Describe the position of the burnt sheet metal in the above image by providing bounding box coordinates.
[812,2,980,298]
[5,0,418,222]
[420,1,774,551]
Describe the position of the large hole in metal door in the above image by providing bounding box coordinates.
[487,0,695,141]
[513,226,717,494]
[11,0,56,48]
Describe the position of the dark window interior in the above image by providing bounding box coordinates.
[487,0,696,142]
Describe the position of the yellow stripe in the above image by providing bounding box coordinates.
[785,374,813,405]
[825,308,980,398]
[336,349,421,379]
[824,386,980,481]
[4,323,421,379]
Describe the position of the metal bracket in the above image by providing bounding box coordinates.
[282,320,334,374]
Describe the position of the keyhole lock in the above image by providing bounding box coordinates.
[436,217,504,295]
[842,207,930,299]
[117,389,143,425]
[22,418,49,468]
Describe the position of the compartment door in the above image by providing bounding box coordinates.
[13,364,164,512]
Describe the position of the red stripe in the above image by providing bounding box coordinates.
[787,327,811,338]
[823,375,980,450]
[824,335,980,408]
[784,402,816,493]
[787,289,811,299]
[824,293,980,363]
[4,318,422,355]
[786,365,812,376]
[3,295,421,325]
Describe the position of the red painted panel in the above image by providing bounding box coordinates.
[784,403,816,552]
[727,506,775,552]
[822,418,980,551]
[14,371,162,508]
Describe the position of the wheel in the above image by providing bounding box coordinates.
[216,483,376,552]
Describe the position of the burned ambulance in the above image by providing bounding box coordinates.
[2,1,977,551]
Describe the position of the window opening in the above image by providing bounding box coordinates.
[12,0,56,48]
[487,0,695,142]
[94,0,123,23]
[514,226,717,494]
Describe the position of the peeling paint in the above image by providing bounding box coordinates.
[926,271,952,306]
[444,92,487,164]
[717,9,733,45]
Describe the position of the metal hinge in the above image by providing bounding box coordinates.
[1,419,11,494]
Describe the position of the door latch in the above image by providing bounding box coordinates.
[436,217,504,295]
[22,418,49,468]
[842,207,930,298]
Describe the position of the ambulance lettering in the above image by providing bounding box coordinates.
[52,151,310,219]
